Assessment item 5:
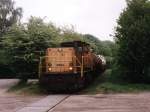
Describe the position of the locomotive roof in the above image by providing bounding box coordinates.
[61,41,90,47]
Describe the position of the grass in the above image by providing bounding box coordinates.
[9,80,150,95]
[8,81,48,95]
[8,70,150,95]
[81,69,150,94]
[82,82,150,94]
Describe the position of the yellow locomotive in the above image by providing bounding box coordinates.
[39,41,105,90]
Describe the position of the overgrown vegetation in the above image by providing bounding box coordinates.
[82,70,150,94]
[114,0,150,83]
[83,0,150,94]
[0,16,114,81]
[1,0,150,94]
[8,80,48,95]
[0,0,114,82]
[2,17,60,81]
[82,82,150,94]
[0,0,22,37]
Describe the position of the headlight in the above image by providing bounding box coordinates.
[48,67,52,71]
[69,67,73,71]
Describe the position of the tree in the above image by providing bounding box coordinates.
[83,34,115,56]
[2,17,60,82]
[83,34,103,54]
[0,0,22,78]
[115,0,150,83]
[60,25,82,42]
[0,0,22,37]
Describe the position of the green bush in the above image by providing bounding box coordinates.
[2,17,59,81]
[114,0,150,83]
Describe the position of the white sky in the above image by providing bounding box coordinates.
[15,0,127,41]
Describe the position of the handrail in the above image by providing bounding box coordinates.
[38,55,90,78]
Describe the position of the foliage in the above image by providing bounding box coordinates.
[83,34,115,56]
[0,49,14,78]
[114,0,150,83]
[82,70,150,94]
[0,0,22,77]
[2,17,60,81]
[83,34,102,54]
[0,0,22,37]
[59,25,83,42]
[82,82,150,94]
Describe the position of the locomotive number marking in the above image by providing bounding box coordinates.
[56,64,64,66]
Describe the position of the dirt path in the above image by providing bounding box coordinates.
[0,79,18,95]
[50,93,150,112]
[0,79,44,112]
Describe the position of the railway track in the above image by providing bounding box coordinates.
[47,95,70,112]
[16,95,71,112]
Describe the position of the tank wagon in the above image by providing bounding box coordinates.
[39,41,106,90]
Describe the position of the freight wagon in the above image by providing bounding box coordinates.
[39,41,106,90]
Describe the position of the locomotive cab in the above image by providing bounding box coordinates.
[39,41,92,75]
[38,41,104,89]
[46,47,75,74]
